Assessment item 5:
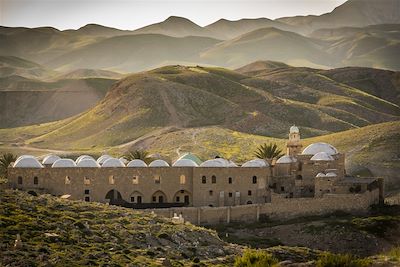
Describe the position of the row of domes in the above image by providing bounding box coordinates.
[12,142,339,168]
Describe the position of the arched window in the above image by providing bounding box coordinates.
[201,176,206,184]
[212,175,216,184]
[180,175,186,184]
[252,176,257,184]
[18,176,23,185]
[33,176,39,185]
[228,177,232,184]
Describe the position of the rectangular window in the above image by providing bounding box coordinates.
[202,176,206,184]
[176,196,180,202]
[137,196,142,204]
[18,176,22,185]
[33,176,39,185]
[109,175,115,185]
[180,175,186,184]
[84,189,90,195]
[212,175,216,184]
[131,196,135,203]
[248,190,252,196]
[209,190,213,196]
[228,192,233,198]
[152,196,156,202]
[65,176,71,185]
[154,175,161,184]
[228,177,232,184]
[84,176,90,185]
[84,196,90,202]
[252,176,257,184]
[132,176,139,184]
[281,186,285,192]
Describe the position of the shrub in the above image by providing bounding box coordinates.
[234,249,279,267]
[316,253,371,267]
[387,247,400,261]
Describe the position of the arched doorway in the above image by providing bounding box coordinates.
[129,191,144,204]
[173,190,191,206]
[152,190,167,204]
[105,189,124,204]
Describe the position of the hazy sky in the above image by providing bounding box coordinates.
[1,0,348,30]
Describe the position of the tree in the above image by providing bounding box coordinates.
[124,150,153,164]
[254,143,284,163]
[0,152,17,180]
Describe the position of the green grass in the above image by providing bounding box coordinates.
[234,249,279,267]
[316,253,371,267]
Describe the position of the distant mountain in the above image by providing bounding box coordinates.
[46,34,221,72]
[200,27,332,69]
[204,18,296,39]
[58,68,124,79]
[65,24,132,37]
[133,16,218,38]
[277,0,400,34]
[0,56,56,79]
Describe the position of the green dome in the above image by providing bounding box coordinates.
[177,153,202,165]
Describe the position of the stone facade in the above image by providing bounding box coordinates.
[7,127,383,213]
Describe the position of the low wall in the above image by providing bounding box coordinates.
[149,189,380,225]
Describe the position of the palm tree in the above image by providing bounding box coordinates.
[0,152,17,180]
[254,143,284,164]
[124,150,153,164]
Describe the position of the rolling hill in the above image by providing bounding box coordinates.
[277,0,400,34]
[0,62,398,151]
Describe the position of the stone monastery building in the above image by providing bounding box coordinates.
[8,127,383,209]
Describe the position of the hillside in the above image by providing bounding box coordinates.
[0,56,56,79]
[0,189,238,266]
[46,34,221,72]
[277,0,400,34]
[0,76,117,128]
[1,64,398,147]
[205,18,296,40]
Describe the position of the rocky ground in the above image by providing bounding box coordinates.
[1,189,400,266]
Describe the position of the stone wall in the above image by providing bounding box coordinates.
[150,188,380,225]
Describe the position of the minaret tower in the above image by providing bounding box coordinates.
[286,125,303,156]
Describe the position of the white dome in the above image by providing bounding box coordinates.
[290,125,299,133]
[97,155,112,165]
[75,155,95,164]
[302,142,338,156]
[149,159,170,167]
[13,157,43,168]
[242,159,269,167]
[310,152,334,161]
[316,172,326,178]
[52,159,77,168]
[119,157,129,164]
[276,155,297,164]
[14,155,35,166]
[173,159,199,167]
[200,158,235,167]
[127,159,148,167]
[42,154,61,165]
[102,158,125,167]
[77,158,100,167]
[325,172,337,177]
